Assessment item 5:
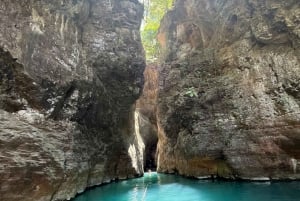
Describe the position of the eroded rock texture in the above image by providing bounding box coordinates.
[0,0,145,200]
[157,0,300,180]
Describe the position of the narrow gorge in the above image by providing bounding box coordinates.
[0,0,299,201]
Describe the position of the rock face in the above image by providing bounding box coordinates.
[157,0,300,180]
[0,0,145,200]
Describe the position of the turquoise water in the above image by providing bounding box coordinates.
[73,173,300,201]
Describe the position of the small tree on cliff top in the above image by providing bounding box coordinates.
[141,0,174,62]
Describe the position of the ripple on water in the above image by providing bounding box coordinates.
[72,172,300,201]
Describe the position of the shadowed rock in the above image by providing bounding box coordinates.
[0,0,145,200]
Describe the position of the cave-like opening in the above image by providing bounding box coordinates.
[135,64,159,171]
[136,0,174,171]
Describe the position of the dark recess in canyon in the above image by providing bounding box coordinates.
[136,64,159,171]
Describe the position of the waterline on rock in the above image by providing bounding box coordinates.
[72,172,300,201]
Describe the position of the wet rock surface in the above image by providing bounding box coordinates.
[0,0,145,200]
[156,0,300,180]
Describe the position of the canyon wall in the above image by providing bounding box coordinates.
[157,0,300,180]
[0,0,145,200]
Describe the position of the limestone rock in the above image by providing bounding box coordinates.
[157,0,300,180]
[0,0,145,200]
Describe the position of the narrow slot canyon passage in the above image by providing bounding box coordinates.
[134,0,174,172]
[135,64,159,171]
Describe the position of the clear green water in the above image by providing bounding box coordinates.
[73,173,300,201]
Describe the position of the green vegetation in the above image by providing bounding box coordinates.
[141,0,174,62]
[184,87,198,98]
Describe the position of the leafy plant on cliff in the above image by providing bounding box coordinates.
[141,0,174,62]
[184,87,198,98]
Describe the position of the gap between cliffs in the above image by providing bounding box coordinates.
[135,64,159,171]
[134,0,174,172]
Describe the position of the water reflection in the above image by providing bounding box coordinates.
[73,173,300,201]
